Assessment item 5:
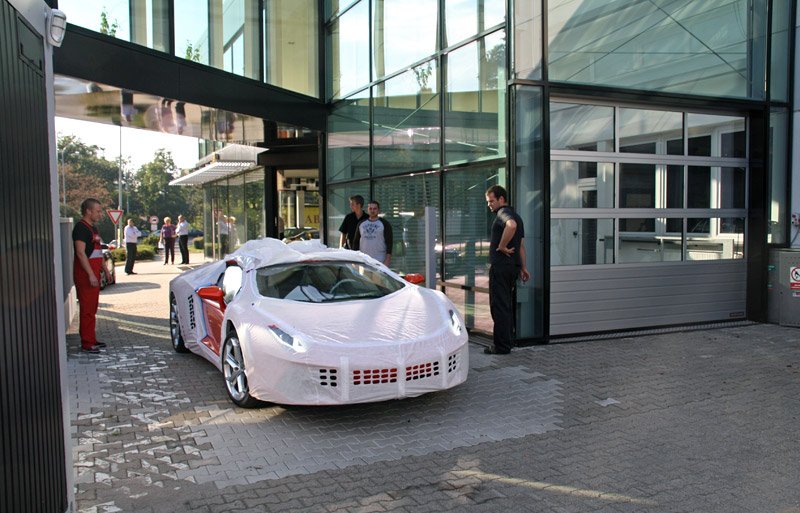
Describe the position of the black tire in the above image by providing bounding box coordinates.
[169,293,189,353]
[222,329,263,408]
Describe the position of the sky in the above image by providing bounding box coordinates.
[56,117,201,172]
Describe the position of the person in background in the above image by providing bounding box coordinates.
[339,195,368,250]
[176,214,190,265]
[484,185,530,355]
[160,217,177,265]
[218,212,229,255]
[353,200,393,267]
[123,218,141,275]
[72,198,111,354]
[228,216,239,250]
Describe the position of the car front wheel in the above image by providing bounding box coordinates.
[222,330,263,408]
[169,293,188,353]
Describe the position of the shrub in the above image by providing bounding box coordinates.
[193,236,204,250]
[136,244,155,260]
[143,233,160,247]
[110,248,126,263]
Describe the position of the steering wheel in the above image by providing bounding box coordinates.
[329,278,359,296]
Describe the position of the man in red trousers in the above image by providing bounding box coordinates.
[72,198,110,353]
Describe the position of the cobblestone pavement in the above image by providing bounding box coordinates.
[67,260,800,513]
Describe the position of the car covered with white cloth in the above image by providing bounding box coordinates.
[168,238,469,407]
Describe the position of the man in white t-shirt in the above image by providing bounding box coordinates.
[123,218,142,275]
[353,201,393,267]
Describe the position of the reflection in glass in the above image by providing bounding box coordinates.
[547,0,767,99]
[619,108,682,155]
[770,0,791,102]
[445,0,505,48]
[687,166,710,208]
[373,61,441,175]
[244,169,266,241]
[228,175,245,251]
[550,102,614,151]
[325,0,360,21]
[720,167,745,209]
[687,218,744,260]
[265,0,319,97]
[175,0,260,80]
[326,181,370,245]
[373,0,438,79]
[618,219,682,263]
[768,110,788,244]
[513,0,542,80]
[687,114,746,157]
[550,219,614,265]
[620,164,655,208]
[551,161,614,208]
[59,0,132,42]
[443,165,501,333]
[328,0,370,99]
[374,174,440,275]
[666,165,684,233]
[327,94,371,183]
[445,30,506,164]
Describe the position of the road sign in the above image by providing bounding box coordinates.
[149,215,159,224]
[790,266,800,290]
[107,209,123,225]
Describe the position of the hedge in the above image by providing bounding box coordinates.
[193,236,204,249]
[110,244,155,262]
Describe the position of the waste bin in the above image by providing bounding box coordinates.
[767,249,800,326]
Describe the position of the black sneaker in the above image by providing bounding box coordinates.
[82,346,100,354]
[94,341,107,348]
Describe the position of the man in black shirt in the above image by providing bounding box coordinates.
[485,185,530,355]
[338,195,368,249]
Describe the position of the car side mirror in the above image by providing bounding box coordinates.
[197,286,226,311]
[403,273,425,285]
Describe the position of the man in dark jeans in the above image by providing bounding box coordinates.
[123,218,141,275]
[485,185,530,354]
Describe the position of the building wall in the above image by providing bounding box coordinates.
[2,1,71,511]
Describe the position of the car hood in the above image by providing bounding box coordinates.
[247,285,456,346]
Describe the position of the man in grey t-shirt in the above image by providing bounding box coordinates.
[353,200,393,266]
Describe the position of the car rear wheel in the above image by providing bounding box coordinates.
[169,293,188,353]
[222,330,263,408]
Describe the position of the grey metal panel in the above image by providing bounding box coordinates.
[550,261,747,335]
[1,2,67,512]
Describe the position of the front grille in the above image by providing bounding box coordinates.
[405,361,439,381]
[318,368,338,387]
[353,368,398,385]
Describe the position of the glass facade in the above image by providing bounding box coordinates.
[547,0,768,99]
[64,0,319,97]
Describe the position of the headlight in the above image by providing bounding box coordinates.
[268,325,307,352]
[448,309,462,336]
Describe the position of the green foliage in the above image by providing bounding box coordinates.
[193,236,204,250]
[143,233,161,247]
[110,248,126,262]
[99,8,119,37]
[184,42,201,62]
[136,245,155,260]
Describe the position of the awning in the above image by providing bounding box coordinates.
[170,145,267,186]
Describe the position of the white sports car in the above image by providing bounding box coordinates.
[168,239,469,407]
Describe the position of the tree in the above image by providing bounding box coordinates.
[134,150,191,222]
[184,41,201,63]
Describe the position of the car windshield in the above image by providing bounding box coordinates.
[255,260,405,303]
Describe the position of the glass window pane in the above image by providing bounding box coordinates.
[373,0,438,79]
[443,165,502,333]
[619,108,682,155]
[768,110,788,244]
[620,164,655,208]
[325,0,359,21]
[59,0,132,42]
[547,0,767,99]
[328,0,370,99]
[666,165,684,209]
[326,181,370,246]
[550,102,614,151]
[619,219,682,263]
[551,161,614,208]
[513,0,542,80]
[227,175,245,251]
[687,166,710,208]
[373,61,441,175]
[445,31,506,165]
[445,0,505,48]
[175,0,259,80]
[720,167,745,209]
[551,218,614,265]
[265,0,319,97]
[687,114,746,157]
[687,218,744,260]
[245,169,266,240]
[374,174,440,275]
[327,94,371,183]
[770,0,791,102]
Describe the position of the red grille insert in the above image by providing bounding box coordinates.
[405,361,439,381]
[353,368,398,385]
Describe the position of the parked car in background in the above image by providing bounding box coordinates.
[99,243,116,290]
[188,228,204,237]
[168,239,469,407]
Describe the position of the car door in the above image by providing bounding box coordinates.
[199,264,243,356]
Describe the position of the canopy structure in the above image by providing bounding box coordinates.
[170,144,267,186]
